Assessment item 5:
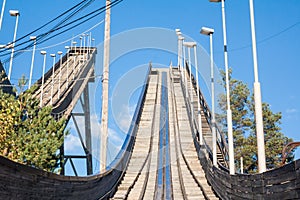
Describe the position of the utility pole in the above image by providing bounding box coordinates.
[101,0,111,173]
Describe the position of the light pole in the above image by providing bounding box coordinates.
[40,51,47,108]
[28,36,37,89]
[192,43,203,145]
[83,33,87,61]
[209,0,235,175]
[88,32,92,58]
[72,41,77,80]
[201,26,217,167]
[0,0,6,30]
[175,29,181,71]
[249,0,266,173]
[176,30,184,79]
[183,42,195,125]
[65,46,70,88]
[50,53,56,105]
[84,33,89,61]
[8,10,20,81]
[184,41,203,145]
[57,51,63,99]
[79,36,83,60]
[182,41,188,100]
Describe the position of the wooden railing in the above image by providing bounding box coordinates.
[184,63,229,168]
[196,142,300,199]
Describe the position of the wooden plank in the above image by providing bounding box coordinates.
[264,189,298,199]
[265,180,296,193]
[263,162,295,178]
[264,170,297,185]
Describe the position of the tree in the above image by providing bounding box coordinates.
[0,75,68,173]
[246,100,294,172]
[217,69,293,173]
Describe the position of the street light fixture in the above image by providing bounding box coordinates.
[209,0,235,175]
[9,10,19,16]
[28,36,37,89]
[40,50,47,107]
[200,27,214,36]
[50,53,56,105]
[72,41,77,52]
[92,38,95,47]
[249,0,266,173]
[200,26,217,167]
[8,10,20,81]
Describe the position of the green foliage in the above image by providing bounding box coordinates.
[217,69,293,173]
[0,76,67,173]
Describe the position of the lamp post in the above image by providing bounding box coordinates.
[65,46,70,88]
[175,29,181,71]
[50,53,56,105]
[79,36,83,60]
[200,26,217,167]
[0,0,6,30]
[28,36,37,89]
[182,40,188,100]
[40,51,47,107]
[8,10,20,81]
[249,0,266,173]
[57,51,63,99]
[84,33,89,61]
[209,0,235,175]
[88,32,92,58]
[176,30,184,79]
[83,33,87,61]
[183,42,196,126]
[72,41,77,80]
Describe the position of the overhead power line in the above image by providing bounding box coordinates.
[0,0,123,63]
[230,21,300,52]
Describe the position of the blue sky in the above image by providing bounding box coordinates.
[0,0,299,174]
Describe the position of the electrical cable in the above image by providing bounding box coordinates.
[5,20,104,54]
[0,0,123,63]
[0,0,93,52]
[229,21,300,52]
[0,0,121,55]
[0,0,96,56]
[36,1,118,45]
